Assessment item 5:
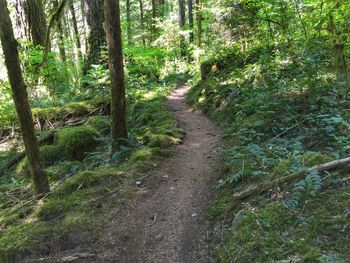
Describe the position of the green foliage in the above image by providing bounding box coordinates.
[217,187,350,262]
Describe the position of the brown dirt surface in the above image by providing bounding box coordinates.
[36,84,221,263]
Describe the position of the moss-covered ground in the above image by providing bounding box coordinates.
[0,78,185,262]
[188,43,350,262]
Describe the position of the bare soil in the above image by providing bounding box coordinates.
[41,85,221,263]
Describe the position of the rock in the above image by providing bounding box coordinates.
[192,213,198,218]
[155,233,164,241]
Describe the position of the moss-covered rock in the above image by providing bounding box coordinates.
[56,126,100,160]
[86,116,111,135]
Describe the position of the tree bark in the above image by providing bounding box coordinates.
[25,0,47,46]
[195,0,202,47]
[69,0,83,61]
[0,0,50,196]
[83,0,106,74]
[188,0,194,43]
[151,0,157,40]
[178,0,185,28]
[126,0,132,45]
[139,0,145,45]
[104,0,128,153]
[54,0,67,62]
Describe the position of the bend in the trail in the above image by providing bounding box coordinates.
[47,84,221,263]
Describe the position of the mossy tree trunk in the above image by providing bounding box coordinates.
[69,0,83,62]
[82,0,106,74]
[54,0,67,62]
[104,0,128,153]
[0,0,50,196]
[25,0,47,46]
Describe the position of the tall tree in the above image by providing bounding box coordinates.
[69,0,83,61]
[82,0,106,74]
[25,0,47,46]
[151,0,157,39]
[126,0,132,45]
[139,0,145,45]
[178,0,185,28]
[195,0,202,47]
[54,0,67,62]
[188,0,194,42]
[104,0,128,153]
[0,0,50,196]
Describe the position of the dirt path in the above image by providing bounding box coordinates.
[52,85,221,263]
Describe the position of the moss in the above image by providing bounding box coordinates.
[217,186,350,262]
[54,171,102,197]
[147,133,181,148]
[56,126,100,160]
[16,145,63,177]
[37,199,78,221]
[273,152,333,178]
[46,161,80,180]
[86,115,111,135]
[208,189,231,220]
[0,210,96,262]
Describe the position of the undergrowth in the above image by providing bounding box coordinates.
[189,42,350,262]
[0,77,184,262]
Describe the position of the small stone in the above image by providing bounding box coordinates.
[169,187,175,190]
[162,175,169,179]
[155,233,164,241]
[192,213,198,218]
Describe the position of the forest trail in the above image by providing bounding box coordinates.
[94,84,221,262]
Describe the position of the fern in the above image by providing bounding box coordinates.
[285,170,322,208]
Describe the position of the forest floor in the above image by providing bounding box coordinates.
[46,84,222,263]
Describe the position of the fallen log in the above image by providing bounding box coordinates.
[227,156,350,212]
[0,132,56,175]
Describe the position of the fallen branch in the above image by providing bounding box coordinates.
[228,156,350,212]
[0,132,56,175]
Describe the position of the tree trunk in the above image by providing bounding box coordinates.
[15,0,30,40]
[126,0,132,45]
[139,0,145,45]
[0,0,50,196]
[69,0,83,62]
[25,0,47,46]
[195,0,202,47]
[83,0,106,74]
[188,0,194,43]
[104,0,128,153]
[54,0,67,62]
[178,0,185,28]
[151,0,157,40]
